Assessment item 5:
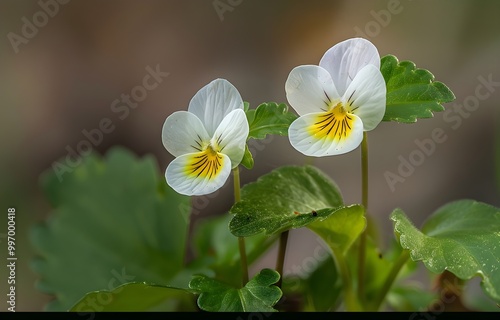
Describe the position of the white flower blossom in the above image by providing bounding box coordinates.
[286,38,386,156]
[162,79,249,196]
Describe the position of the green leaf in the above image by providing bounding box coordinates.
[31,147,211,311]
[242,102,296,170]
[246,102,297,140]
[308,205,365,255]
[70,283,196,312]
[240,144,254,169]
[189,268,282,312]
[192,213,278,287]
[391,199,500,301]
[381,54,455,123]
[229,165,343,237]
[300,256,342,311]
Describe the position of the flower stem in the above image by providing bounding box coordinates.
[357,132,369,302]
[275,230,289,289]
[233,167,249,286]
[369,249,410,311]
[233,166,241,202]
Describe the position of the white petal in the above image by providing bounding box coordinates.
[343,65,386,131]
[188,78,244,137]
[288,112,364,156]
[319,38,380,97]
[162,111,211,157]
[285,65,341,116]
[166,151,231,196]
[212,109,249,168]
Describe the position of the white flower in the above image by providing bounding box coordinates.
[285,37,386,156]
[162,79,249,196]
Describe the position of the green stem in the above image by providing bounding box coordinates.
[331,246,362,311]
[369,250,411,311]
[357,132,369,302]
[275,230,289,289]
[233,166,241,202]
[233,167,249,286]
[361,132,369,220]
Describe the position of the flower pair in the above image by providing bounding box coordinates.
[162,38,386,196]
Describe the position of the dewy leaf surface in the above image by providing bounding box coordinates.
[391,200,500,301]
[229,165,343,237]
[229,166,365,257]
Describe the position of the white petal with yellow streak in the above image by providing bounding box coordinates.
[288,111,364,156]
[166,151,231,196]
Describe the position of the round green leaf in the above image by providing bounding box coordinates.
[229,165,343,237]
[381,54,455,123]
[391,199,500,301]
[70,283,196,312]
[189,268,282,312]
[31,147,206,310]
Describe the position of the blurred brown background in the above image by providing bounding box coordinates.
[0,0,499,311]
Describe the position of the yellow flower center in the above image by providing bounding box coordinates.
[309,103,354,141]
[185,145,224,179]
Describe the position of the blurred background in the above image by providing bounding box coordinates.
[0,0,499,311]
